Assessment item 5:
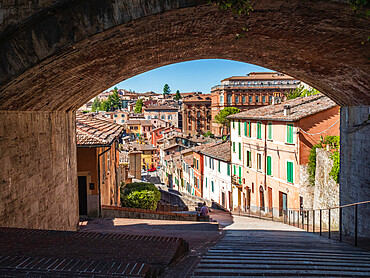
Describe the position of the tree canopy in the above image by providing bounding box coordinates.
[108,87,122,110]
[214,107,240,128]
[286,85,320,100]
[134,99,143,113]
[91,97,101,112]
[174,90,182,100]
[163,84,171,97]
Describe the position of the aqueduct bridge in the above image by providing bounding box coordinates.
[0,0,369,235]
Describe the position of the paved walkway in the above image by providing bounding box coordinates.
[192,215,370,277]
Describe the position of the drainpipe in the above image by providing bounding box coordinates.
[98,145,112,217]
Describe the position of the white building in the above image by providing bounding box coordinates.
[202,142,233,210]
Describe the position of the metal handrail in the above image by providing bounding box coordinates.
[232,200,370,248]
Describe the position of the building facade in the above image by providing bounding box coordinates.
[143,105,180,128]
[182,95,212,135]
[211,72,301,136]
[229,94,340,216]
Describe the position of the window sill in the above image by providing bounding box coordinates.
[285,142,294,145]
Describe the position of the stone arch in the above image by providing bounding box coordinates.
[0,0,369,232]
[0,0,369,112]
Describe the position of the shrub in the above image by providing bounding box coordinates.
[121,182,161,210]
[329,151,340,183]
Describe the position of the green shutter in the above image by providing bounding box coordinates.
[287,124,293,143]
[238,121,241,136]
[227,163,230,176]
[239,166,241,177]
[206,177,208,188]
[248,122,251,137]
[234,165,236,175]
[233,121,235,129]
[257,122,261,139]
[267,156,272,176]
[268,123,273,140]
[238,142,241,160]
[244,122,247,136]
[287,161,293,183]
[233,142,235,152]
[218,161,221,172]
[211,181,214,192]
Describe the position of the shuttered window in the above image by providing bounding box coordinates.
[227,163,231,176]
[238,121,241,136]
[267,156,272,176]
[268,122,273,140]
[287,161,294,183]
[244,122,247,136]
[287,124,293,144]
[232,142,235,153]
[246,151,252,167]
[257,122,262,139]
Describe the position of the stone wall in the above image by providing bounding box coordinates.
[340,106,370,238]
[0,111,78,231]
[313,148,340,229]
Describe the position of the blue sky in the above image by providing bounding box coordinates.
[109,59,273,94]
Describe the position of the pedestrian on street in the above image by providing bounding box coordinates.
[200,202,209,217]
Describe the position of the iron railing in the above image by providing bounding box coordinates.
[232,201,370,248]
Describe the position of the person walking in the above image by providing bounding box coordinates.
[200,202,209,217]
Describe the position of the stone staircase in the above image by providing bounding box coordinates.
[192,217,370,277]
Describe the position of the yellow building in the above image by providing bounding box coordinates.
[133,144,157,170]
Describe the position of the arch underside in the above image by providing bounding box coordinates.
[0,0,369,111]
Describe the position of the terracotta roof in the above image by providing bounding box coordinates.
[144,105,178,111]
[221,72,297,82]
[228,94,337,121]
[76,113,124,146]
[183,155,194,166]
[133,144,156,151]
[126,119,152,126]
[182,95,212,103]
[201,142,231,162]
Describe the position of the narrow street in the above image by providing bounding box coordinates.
[192,215,370,277]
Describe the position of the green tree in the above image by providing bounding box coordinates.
[134,99,143,113]
[121,182,161,210]
[163,84,171,98]
[99,100,110,112]
[209,0,253,15]
[174,90,182,100]
[214,107,240,135]
[91,97,101,112]
[203,131,215,138]
[287,85,320,100]
[108,87,122,111]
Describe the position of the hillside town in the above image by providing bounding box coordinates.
[77,71,340,219]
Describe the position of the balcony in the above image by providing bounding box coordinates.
[232,175,243,187]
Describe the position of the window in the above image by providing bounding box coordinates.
[218,161,221,172]
[227,94,232,104]
[256,95,259,103]
[197,159,199,170]
[242,96,246,103]
[161,115,165,120]
[233,142,235,153]
[233,165,236,175]
[246,151,252,167]
[267,156,272,176]
[262,96,266,103]
[257,122,262,139]
[238,121,241,136]
[244,122,247,136]
[232,120,235,129]
[247,122,251,137]
[269,95,272,103]
[206,177,208,188]
[121,120,124,123]
[193,158,196,168]
[268,122,273,140]
[211,181,214,192]
[114,114,118,118]
[238,142,242,160]
[249,96,252,103]
[287,123,294,144]
[205,157,207,167]
[257,153,262,171]
[220,95,224,104]
[239,166,242,177]
[168,115,172,120]
[287,161,294,183]
[236,96,239,103]
[227,163,231,176]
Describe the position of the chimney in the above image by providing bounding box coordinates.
[284,105,291,116]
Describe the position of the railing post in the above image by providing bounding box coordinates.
[320,209,322,236]
[313,210,315,234]
[272,208,274,221]
[328,208,331,239]
[355,204,358,247]
[298,210,300,229]
[307,210,310,232]
[339,207,342,242]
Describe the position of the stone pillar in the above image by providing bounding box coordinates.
[340,106,370,238]
[0,111,78,231]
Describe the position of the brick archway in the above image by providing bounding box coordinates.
[0,0,369,232]
[0,0,369,111]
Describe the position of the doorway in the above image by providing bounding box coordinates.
[259,186,265,211]
[78,176,88,216]
[268,187,273,213]
[221,192,226,208]
[279,191,287,217]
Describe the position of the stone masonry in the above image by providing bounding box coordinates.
[0,111,78,231]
